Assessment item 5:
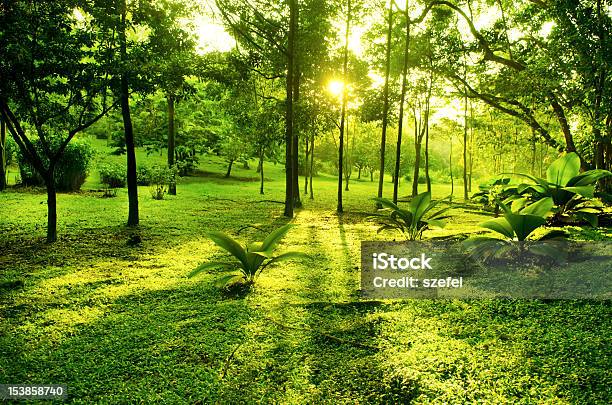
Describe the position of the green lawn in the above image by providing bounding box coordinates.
[0,138,611,403]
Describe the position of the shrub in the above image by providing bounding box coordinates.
[99,162,126,189]
[137,165,152,186]
[148,165,177,200]
[17,138,94,191]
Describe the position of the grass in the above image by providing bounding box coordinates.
[0,137,611,403]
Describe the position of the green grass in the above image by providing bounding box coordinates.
[0,137,611,403]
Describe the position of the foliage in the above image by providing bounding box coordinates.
[189,224,306,289]
[16,139,94,192]
[463,197,568,262]
[370,192,450,240]
[99,162,127,189]
[505,153,611,226]
[148,165,178,200]
[472,177,512,214]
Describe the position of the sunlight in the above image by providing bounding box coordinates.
[327,79,345,98]
[539,21,555,38]
[192,14,235,54]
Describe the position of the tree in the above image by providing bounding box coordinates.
[0,0,115,242]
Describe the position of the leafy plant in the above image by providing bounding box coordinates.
[148,165,177,200]
[369,192,451,240]
[99,162,127,189]
[471,177,513,215]
[504,153,611,226]
[17,138,94,191]
[189,224,306,289]
[463,197,567,262]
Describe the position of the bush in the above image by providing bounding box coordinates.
[17,139,94,191]
[99,162,126,189]
[148,165,177,200]
[137,165,152,186]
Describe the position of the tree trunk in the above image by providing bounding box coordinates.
[0,117,6,191]
[394,14,410,203]
[425,112,431,193]
[377,3,393,208]
[225,160,234,178]
[284,0,297,218]
[309,134,314,199]
[370,169,373,182]
[120,0,139,227]
[259,152,264,194]
[167,95,176,195]
[449,139,454,202]
[357,167,361,179]
[463,90,468,200]
[412,142,421,197]
[45,174,57,243]
[256,158,262,173]
[337,0,351,214]
[304,136,309,194]
[292,6,301,209]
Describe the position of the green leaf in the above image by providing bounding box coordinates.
[480,217,514,239]
[573,211,598,227]
[520,197,553,217]
[505,213,547,241]
[563,186,595,199]
[261,224,294,251]
[409,192,431,222]
[208,231,249,270]
[567,169,612,186]
[214,273,245,288]
[511,197,529,212]
[546,152,581,186]
[188,262,233,278]
[426,219,446,228]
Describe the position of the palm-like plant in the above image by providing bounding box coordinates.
[369,192,451,240]
[189,224,306,288]
[503,153,611,226]
[464,197,567,262]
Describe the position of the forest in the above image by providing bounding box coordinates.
[1,0,611,403]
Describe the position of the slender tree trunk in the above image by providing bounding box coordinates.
[394,17,410,204]
[463,89,468,200]
[425,110,431,193]
[358,167,361,179]
[337,0,351,213]
[0,117,6,191]
[412,142,422,197]
[304,136,309,194]
[449,139,454,202]
[120,1,139,227]
[377,4,393,207]
[259,151,264,194]
[370,169,373,182]
[412,115,421,197]
[284,0,297,218]
[309,134,314,199]
[167,95,176,195]
[468,101,473,192]
[256,158,262,173]
[225,160,234,178]
[45,173,57,243]
[293,64,301,208]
